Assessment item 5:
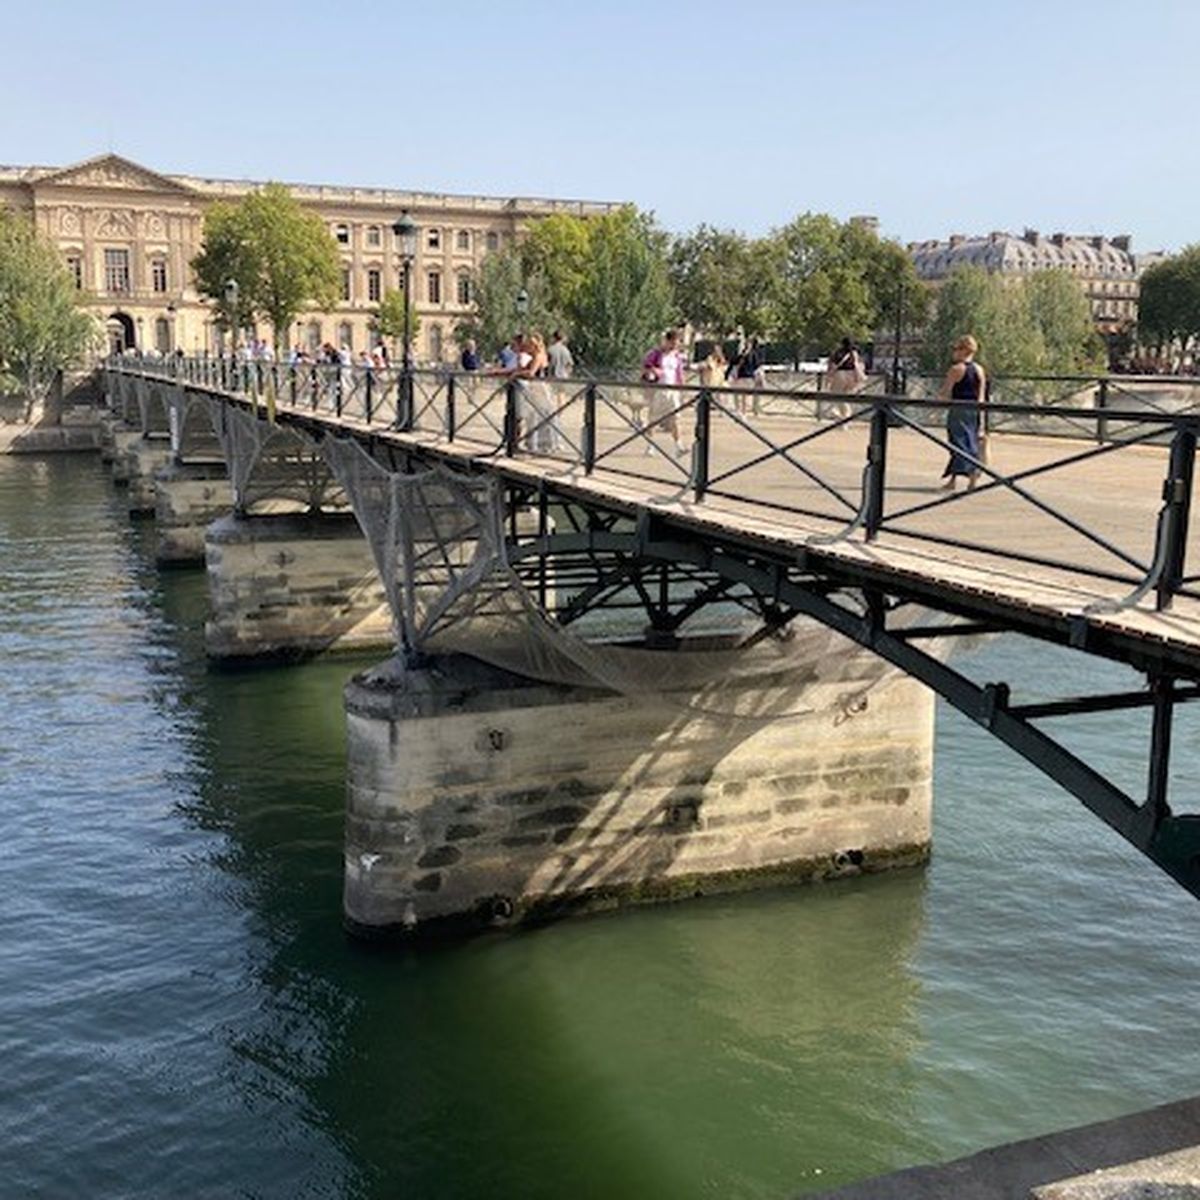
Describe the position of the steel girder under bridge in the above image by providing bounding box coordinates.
[106,360,1200,901]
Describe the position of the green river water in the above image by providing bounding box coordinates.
[2,454,1198,1199]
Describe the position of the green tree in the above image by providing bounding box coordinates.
[1138,246,1200,360]
[568,207,674,369]
[457,205,672,371]
[0,210,98,419]
[856,235,932,348]
[771,213,875,360]
[372,288,422,351]
[921,265,1043,375]
[669,225,778,341]
[193,182,340,351]
[1026,269,1106,373]
[454,246,558,360]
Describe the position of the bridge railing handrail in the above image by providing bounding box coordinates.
[103,355,1200,613]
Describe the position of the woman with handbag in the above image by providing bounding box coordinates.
[939,334,988,491]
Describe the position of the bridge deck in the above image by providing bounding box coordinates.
[324,400,1200,677]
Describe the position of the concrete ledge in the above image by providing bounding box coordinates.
[809,1094,1200,1200]
[0,425,101,453]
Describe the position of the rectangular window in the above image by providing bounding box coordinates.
[455,230,470,252]
[341,268,352,303]
[335,224,350,245]
[104,248,130,294]
[66,255,82,289]
[456,273,471,306]
[427,228,441,251]
[366,225,381,247]
[486,231,499,252]
[426,271,441,305]
[367,268,381,303]
[151,259,168,293]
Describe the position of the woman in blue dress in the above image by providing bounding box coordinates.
[939,334,988,491]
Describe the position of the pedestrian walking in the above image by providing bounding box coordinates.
[823,337,866,419]
[641,329,687,458]
[939,334,988,491]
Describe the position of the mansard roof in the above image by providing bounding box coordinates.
[911,231,1141,279]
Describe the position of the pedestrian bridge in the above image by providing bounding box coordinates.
[105,357,1200,914]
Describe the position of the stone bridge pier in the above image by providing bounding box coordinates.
[323,445,935,940]
[154,387,230,564]
[201,402,391,661]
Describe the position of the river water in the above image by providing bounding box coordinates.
[2,454,1198,1199]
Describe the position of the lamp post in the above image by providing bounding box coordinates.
[391,210,418,370]
[224,278,240,358]
[515,287,529,323]
[166,302,177,356]
[391,210,418,430]
[889,279,906,396]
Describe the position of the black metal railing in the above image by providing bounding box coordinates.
[105,355,1200,613]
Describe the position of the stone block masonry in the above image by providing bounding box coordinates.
[155,462,231,564]
[204,512,393,661]
[343,651,934,938]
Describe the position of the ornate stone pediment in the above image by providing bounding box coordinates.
[36,153,196,196]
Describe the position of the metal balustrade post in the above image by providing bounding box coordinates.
[365,369,374,424]
[446,375,456,440]
[289,365,297,407]
[335,367,343,418]
[693,388,712,502]
[864,402,890,540]
[1096,378,1109,444]
[310,365,318,410]
[398,369,414,432]
[1156,424,1196,610]
[504,380,519,455]
[583,382,597,473]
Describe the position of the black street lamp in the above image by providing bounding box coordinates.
[224,278,239,357]
[515,287,529,321]
[166,301,177,355]
[391,210,418,372]
[889,279,906,396]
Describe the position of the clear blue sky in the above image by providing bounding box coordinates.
[3,0,1196,252]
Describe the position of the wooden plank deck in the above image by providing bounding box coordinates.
[155,372,1200,676]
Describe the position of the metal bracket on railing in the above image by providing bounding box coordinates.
[1085,424,1197,615]
[808,402,891,545]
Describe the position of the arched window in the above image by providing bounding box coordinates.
[334,224,350,245]
[306,321,322,352]
[456,272,471,306]
[455,230,471,253]
[338,321,354,351]
[366,225,382,248]
[155,317,171,353]
[65,253,82,289]
[486,231,499,252]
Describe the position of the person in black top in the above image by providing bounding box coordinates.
[938,334,988,490]
[730,337,762,415]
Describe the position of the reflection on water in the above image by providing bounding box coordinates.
[2,456,1199,1200]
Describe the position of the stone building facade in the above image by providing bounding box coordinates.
[909,229,1167,336]
[0,153,617,361]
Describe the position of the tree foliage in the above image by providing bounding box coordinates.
[1138,246,1200,357]
[193,183,340,350]
[0,209,98,417]
[922,264,1104,375]
[372,288,421,346]
[460,206,673,370]
[669,226,775,341]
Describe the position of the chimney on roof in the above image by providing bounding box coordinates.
[848,215,879,233]
[1112,234,1132,252]
[989,231,1004,244]
[1023,228,1041,246]
[1051,232,1067,248]
[948,234,965,248]
[1091,235,1106,250]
